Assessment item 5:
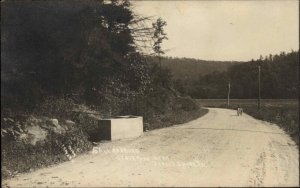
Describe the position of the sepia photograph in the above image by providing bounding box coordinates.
[1,0,299,187]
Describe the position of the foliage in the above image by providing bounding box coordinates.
[147,56,243,81]
[152,18,168,56]
[34,97,78,118]
[1,0,149,110]
[1,114,92,179]
[120,61,207,130]
[173,51,299,99]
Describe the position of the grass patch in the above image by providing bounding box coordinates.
[144,97,209,130]
[145,106,208,131]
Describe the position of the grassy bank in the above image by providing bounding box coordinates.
[143,97,208,131]
[1,113,93,179]
[197,99,299,146]
[145,105,208,131]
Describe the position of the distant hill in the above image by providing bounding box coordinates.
[147,56,244,81]
[170,51,299,99]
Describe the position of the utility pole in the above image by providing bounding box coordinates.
[258,63,261,111]
[158,52,162,68]
[227,81,230,108]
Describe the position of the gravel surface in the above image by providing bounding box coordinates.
[3,108,299,187]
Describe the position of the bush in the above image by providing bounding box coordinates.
[34,96,78,118]
[173,97,199,111]
[1,114,92,179]
[124,90,208,130]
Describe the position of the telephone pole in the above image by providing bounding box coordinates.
[258,63,261,111]
[227,81,230,108]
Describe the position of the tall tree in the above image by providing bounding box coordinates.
[152,18,168,67]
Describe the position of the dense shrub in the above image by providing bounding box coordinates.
[126,93,208,130]
[1,114,92,179]
[174,97,199,111]
[34,97,78,118]
[2,132,92,179]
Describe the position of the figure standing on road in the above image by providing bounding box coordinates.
[237,106,243,116]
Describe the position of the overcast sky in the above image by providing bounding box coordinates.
[133,0,299,61]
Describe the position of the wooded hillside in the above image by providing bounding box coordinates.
[173,51,299,99]
[147,56,243,80]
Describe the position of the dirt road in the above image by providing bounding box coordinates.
[3,108,299,187]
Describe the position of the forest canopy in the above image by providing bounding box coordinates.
[1,0,158,110]
[169,51,299,99]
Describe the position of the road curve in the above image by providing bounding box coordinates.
[3,108,299,187]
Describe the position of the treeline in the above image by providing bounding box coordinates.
[173,51,299,99]
[147,56,243,80]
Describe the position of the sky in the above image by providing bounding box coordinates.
[133,0,299,61]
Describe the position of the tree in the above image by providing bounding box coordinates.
[152,18,168,66]
[1,1,152,109]
[268,54,273,62]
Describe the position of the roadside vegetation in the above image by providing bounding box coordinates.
[1,1,207,179]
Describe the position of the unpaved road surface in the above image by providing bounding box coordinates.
[3,108,299,187]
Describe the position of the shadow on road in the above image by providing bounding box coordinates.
[171,127,285,135]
